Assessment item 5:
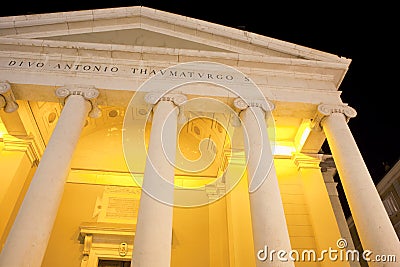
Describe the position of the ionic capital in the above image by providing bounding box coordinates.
[233,97,275,113]
[312,104,357,131]
[56,86,101,118]
[145,93,187,121]
[144,92,187,106]
[0,81,19,113]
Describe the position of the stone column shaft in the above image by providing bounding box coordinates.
[0,87,97,267]
[319,104,400,266]
[320,158,360,267]
[132,93,185,267]
[235,98,294,267]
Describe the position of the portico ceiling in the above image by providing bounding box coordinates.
[24,95,305,179]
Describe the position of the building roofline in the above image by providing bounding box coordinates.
[0,6,351,65]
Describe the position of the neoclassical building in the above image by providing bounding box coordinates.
[0,6,398,267]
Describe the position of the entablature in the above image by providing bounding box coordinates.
[0,36,349,88]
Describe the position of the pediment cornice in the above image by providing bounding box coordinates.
[0,6,351,65]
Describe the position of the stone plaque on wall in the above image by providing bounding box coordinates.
[97,186,141,224]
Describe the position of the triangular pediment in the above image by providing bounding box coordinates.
[40,28,230,53]
[0,6,350,64]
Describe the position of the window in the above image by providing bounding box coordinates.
[383,191,399,216]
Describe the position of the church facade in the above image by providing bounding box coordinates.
[0,6,398,267]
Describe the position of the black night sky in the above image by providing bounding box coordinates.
[1,1,399,216]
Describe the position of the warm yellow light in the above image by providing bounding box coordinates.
[294,119,312,152]
[273,144,296,156]
[298,127,311,148]
[0,120,8,139]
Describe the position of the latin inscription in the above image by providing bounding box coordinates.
[5,59,250,82]
[105,197,139,219]
[97,186,141,223]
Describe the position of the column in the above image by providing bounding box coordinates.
[320,156,360,267]
[0,86,99,267]
[234,98,294,267]
[317,104,400,266]
[0,81,37,252]
[131,93,186,267]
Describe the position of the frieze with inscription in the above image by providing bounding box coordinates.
[4,59,250,82]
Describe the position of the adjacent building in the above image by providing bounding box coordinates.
[348,159,400,266]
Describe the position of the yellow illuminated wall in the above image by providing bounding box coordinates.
[0,118,37,252]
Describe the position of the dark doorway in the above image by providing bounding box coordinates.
[98,259,131,267]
